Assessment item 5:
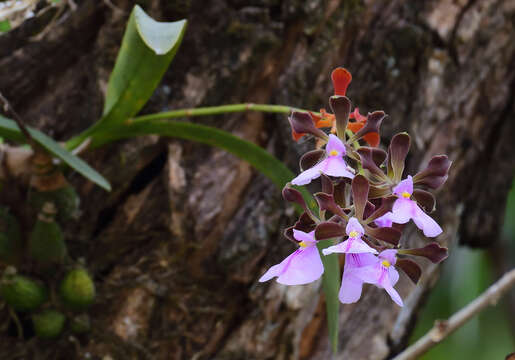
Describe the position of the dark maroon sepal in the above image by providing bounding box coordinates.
[293,212,316,233]
[314,192,347,219]
[412,189,436,213]
[282,186,307,211]
[300,149,325,171]
[368,184,391,199]
[352,111,386,141]
[283,226,297,243]
[396,258,422,284]
[289,111,328,140]
[329,95,351,139]
[363,201,376,220]
[365,226,401,245]
[365,196,397,223]
[320,174,334,194]
[315,221,346,240]
[333,180,347,207]
[398,243,448,263]
[357,147,389,181]
[387,132,411,182]
[413,155,452,189]
[351,175,370,221]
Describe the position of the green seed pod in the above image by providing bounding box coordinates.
[0,274,48,312]
[0,207,22,265]
[70,313,91,334]
[28,203,67,264]
[29,185,80,223]
[59,268,95,310]
[32,309,66,339]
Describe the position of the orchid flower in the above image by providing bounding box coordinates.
[389,176,443,237]
[347,249,403,306]
[291,134,354,186]
[322,217,377,255]
[258,230,323,285]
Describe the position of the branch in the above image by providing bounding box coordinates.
[393,268,515,360]
[0,91,35,146]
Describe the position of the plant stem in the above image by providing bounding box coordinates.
[129,103,313,123]
[392,268,515,360]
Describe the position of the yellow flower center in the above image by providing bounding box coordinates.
[349,231,359,238]
[329,150,339,156]
[299,241,308,248]
[381,260,391,268]
[401,191,411,198]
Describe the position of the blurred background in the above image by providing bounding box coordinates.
[0,0,514,359]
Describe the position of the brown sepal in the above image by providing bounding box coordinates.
[396,258,422,284]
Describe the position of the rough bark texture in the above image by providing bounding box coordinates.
[1,0,514,359]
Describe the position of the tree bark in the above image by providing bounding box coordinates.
[0,0,514,359]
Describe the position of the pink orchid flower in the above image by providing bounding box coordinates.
[322,217,378,255]
[347,249,403,306]
[258,230,324,285]
[291,134,354,186]
[389,176,443,237]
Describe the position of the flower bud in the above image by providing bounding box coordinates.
[70,313,91,334]
[29,185,80,223]
[59,268,95,310]
[32,309,65,339]
[28,203,67,264]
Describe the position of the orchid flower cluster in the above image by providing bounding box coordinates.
[259,68,451,307]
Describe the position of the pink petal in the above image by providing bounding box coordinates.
[291,162,324,185]
[393,175,413,197]
[293,229,316,244]
[390,198,416,224]
[379,249,398,265]
[276,246,324,285]
[374,212,393,228]
[345,253,378,270]
[348,263,381,284]
[413,204,443,237]
[322,238,377,255]
[383,282,404,307]
[339,272,364,304]
[259,250,298,283]
[321,157,355,178]
[326,134,346,155]
[388,267,400,286]
[346,217,364,236]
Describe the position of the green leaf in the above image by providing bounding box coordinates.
[0,20,11,33]
[0,115,111,191]
[318,240,340,353]
[68,6,187,149]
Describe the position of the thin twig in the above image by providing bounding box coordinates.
[392,268,515,360]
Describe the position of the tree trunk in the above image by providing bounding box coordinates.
[1,0,514,359]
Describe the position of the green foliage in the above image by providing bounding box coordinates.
[0,274,48,312]
[0,20,10,33]
[67,5,187,149]
[32,309,66,339]
[0,115,111,191]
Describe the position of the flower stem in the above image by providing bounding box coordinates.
[130,103,315,123]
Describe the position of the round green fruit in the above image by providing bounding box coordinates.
[59,268,95,310]
[32,309,65,339]
[0,274,48,312]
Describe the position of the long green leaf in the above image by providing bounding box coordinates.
[68,5,187,149]
[0,115,111,191]
[72,119,339,350]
